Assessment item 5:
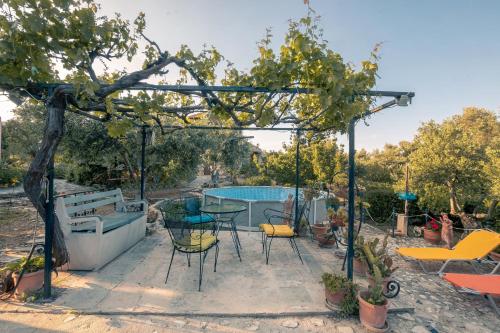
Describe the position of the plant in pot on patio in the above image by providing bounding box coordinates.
[423,217,441,244]
[363,235,398,293]
[1,255,45,299]
[358,239,390,330]
[322,272,359,316]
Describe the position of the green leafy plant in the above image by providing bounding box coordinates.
[322,273,349,293]
[0,256,45,274]
[341,282,359,316]
[321,273,358,316]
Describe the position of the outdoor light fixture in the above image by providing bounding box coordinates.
[396,94,410,107]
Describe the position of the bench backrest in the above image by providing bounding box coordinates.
[62,189,124,216]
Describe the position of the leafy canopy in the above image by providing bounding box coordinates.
[0,1,379,135]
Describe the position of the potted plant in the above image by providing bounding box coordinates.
[322,272,359,315]
[364,235,398,293]
[317,232,336,248]
[358,240,389,330]
[1,256,45,298]
[311,221,330,240]
[358,282,388,330]
[331,207,347,227]
[423,218,441,244]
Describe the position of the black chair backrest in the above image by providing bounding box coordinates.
[159,199,192,244]
[184,196,201,216]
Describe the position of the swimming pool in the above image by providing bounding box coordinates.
[203,186,328,229]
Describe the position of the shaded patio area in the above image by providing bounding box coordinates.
[49,229,338,314]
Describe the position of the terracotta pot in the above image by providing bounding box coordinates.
[12,270,44,297]
[489,251,500,262]
[317,234,336,248]
[423,229,441,244]
[358,291,388,330]
[354,257,369,275]
[325,287,346,305]
[331,217,345,227]
[367,275,391,294]
[311,224,329,240]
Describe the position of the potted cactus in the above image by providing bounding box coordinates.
[364,235,398,293]
[358,239,390,330]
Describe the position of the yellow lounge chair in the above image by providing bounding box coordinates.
[396,229,500,274]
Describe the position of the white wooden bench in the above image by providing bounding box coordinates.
[55,189,148,270]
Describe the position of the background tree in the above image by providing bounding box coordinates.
[409,108,498,214]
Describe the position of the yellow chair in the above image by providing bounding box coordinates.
[259,199,306,265]
[396,229,500,274]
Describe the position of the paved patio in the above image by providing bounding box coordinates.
[1,223,499,332]
[51,229,338,314]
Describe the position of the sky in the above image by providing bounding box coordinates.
[1,0,499,151]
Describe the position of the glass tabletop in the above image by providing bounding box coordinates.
[200,203,247,214]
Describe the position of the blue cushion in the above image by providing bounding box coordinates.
[101,212,143,232]
[183,215,214,224]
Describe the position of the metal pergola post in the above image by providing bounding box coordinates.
[346,118,356,280]
[140,126,147,200]
[44,156,54,298]
[294,129,301,230]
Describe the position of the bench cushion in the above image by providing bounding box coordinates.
[71,212,143,233]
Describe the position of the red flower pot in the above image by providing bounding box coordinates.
[358,291,388,330]
[325,287,347,305]
[12,270,44,298]
[317,234,336,248]
[423,229,441,244]
[354,257,369,275]
[311,224,329,240]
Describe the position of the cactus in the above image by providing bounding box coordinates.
[360,235,398,305]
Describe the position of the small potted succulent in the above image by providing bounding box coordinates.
[423,217,441,244]
[1,256,45,298]
[322,272,359,315]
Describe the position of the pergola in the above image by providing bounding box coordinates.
[42,84,414,297]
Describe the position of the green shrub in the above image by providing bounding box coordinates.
[0,162,23,187]
[365,188,402,223]
[240,175,273,186]
[0,255,44,274]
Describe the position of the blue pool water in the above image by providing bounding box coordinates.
[204,186,303,202]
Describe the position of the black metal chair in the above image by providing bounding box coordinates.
[259,199,307,265]
[159,199,219,291]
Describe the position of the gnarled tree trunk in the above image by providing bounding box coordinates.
[23,93,69,266]
[447,182,461,214]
